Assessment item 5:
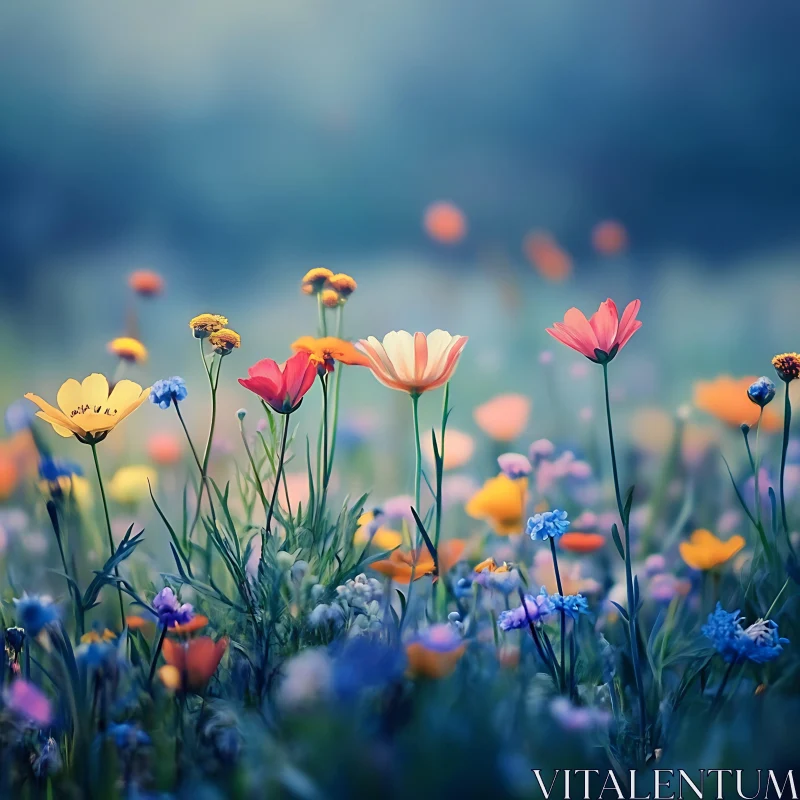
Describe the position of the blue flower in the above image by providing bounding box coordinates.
[747,376,776,408]
[740,619,789,663]
[38,457,83,482]
[149,377,188,410]
[542,589,590,621]
[152,587,194,628]
[701,603,789,663]
[526,509,570,541]
[107,723,151,752]
[497,594,553,631]
[4,399,36,434]
[13,594,59,636]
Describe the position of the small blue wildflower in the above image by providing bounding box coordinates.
[107,723,151,752]
[543,589,590,621]
[38,457,83,482]
[4,399,36,434]
[149,377,188,410]
[740,618,789,663]
[497,594,553,631]
[701,603,789,664]
[526,509,570,541]
[13,594,59,636]
[152,587,194,628]
[747,376,776,408]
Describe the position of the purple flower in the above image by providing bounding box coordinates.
[4,680,52,727]
[412,623,464,652]
[152,587,194,628]
[497,594,553,631]
[497,452,532,479]
[550,697,610,731]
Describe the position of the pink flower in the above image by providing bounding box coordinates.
[474,394,531,442]
[546,298,642,363]
[4,680,52,727]
[238,352,317,414]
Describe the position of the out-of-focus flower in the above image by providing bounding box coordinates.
[238,352,317,414]
[547,298,642,364]
[209,328,241,355]
[147,432,183,465]
[152,587,194,628]
[301,267,334,295]
[630,408,676,456]
[559,532,605,554]
[527,509,569,541]
[545,590,589,620]
[168,614,209,636]
[523,231,572,281]
[5,626,26,655]
[278,649,333,709]
[4,399,36,433]
[150,377,188,409]
[129,269,164,296]
[694,376,781,432]
[108,465,157,505]
[550,697,611,731]
[3,679,52,726]
[327,273,357,298]
[108,337,148,363]
[702,603,789,664]
[440,474,480,507]
[748,377,776,408]
[32,737,62,778]
[422,428,475,470]
[773,352,800,383]
[38,457,83,484]
[532,549,601,596]
[160,636,228,692]
[528,438,555,462]
[13,594,59,636]
[497,452,532,479]
[320,289,341,308]
[406,624,466,678]
[679,529,745,571]
[0,456,18,500]
[189,313,228,338]
[357,330,468,395]
[38,461,92,504]
[474,394,530,441]
[423,201,466,244]
[465,474,527,535]
[472,558,521,594]
[25,374,149,445]
[644,554,667,576]
[648,573,691,603]
[80,627,116,645]
[291,336,371,374]
[497,594,553,630]
[353,519,404,551]
[591,220,628,256]
[107,723,151,752]
[370,539,465,584]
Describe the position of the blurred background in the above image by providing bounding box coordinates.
[3,0,800,487]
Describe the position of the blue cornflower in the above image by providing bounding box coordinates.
[38,457,83,482]
[526,509,570,541]
[149,377,188,410]
[13,594,59,636]
[542,589,590,621]
[497,594,553,631]
[740,619,789,663]
[152,587,194,628]
[747,376,776,408]
[4,398,36,434]
[702,603,789,664]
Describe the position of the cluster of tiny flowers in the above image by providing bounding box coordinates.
[526,509,570,541]
[497,594,554,631]
[150,377,188,409]
[152,587,195,628]
[542,589,590,621]
[702,603,789,664]
[309,574,383,636]
[747,376,776,407]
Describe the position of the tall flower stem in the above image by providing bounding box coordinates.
[174,399,218,531]
[316,293,328,337]
[326,305,345,482]
[318,373,330,521]
[237,416,270,524]
[754,408,764,530]
[602,362,647,759]
[263,413,291,565]
[434,383,449,551]
[147,626,167,687]
[411,392,422,522]
[90,442,125,629]
[779,381,795,554]
[710,659,737,713]
[549,537,567,693]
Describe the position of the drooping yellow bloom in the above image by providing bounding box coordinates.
[328,273,357,297]
[108,465,158,505]
[189,313,228,338]
[465,474,527,535]
[301,267,334,295]
[108,337,148,363]
[25,374,150,445]
[209,328,241,355]
[679,529,745,571]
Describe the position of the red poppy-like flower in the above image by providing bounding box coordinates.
[559,532,606,554]
[546,298,642,364]
[161,636,228,692]
[238,352,317,413]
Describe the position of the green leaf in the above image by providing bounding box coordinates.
[622,486,635,527]
[610,601,629,622]
[411,506,438,574]
[610,524,625,560]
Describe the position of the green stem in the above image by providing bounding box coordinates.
[147,626,167,687]
[317,293,328,337]
[711,659,737,713]
[263,413,291,562]
[779,381,795,551]
[90,443,125,629]
[411,392,422,524]
[603,362,647,759]
[434,383,449,551]
[238,416,270,524]
[754,408,763,529]
[549,537,566,693]
[321,374,330,496]
[326,305,344,479]
[175,400,218,530]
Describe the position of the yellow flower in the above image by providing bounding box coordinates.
[465,474,527,535]
[108,465,158,505]
[39,474,93,507]
[80,628,116,644]
[107,337,148,363]
[354,524,404,551]
[679,529,745,571]
[25,374,150,445]
[773,352,800,382]
[208,328,241,355]
[327,273,357,297]
[189,313,228,339]
[301,267,334,295]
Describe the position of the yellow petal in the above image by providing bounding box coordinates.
[34,411,76,438]
[107,379,145,411]
[81,374,110,409]
[112,387,150,425]
[24,393,72,427]
[56,379,85,418]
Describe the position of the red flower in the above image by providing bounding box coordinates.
[546,298,641,364]
[161,636,228,692]
[238,351,317,413]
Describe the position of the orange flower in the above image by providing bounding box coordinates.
[591,220,628,255]
[523,231,572,281]
[465,474,527,535]
[160,636,228,692]
[371,540,465,584]
[167,614,209,636]
[406,625,466,678]
[147,432,183,465]
[291,336,371,374]
[473,394,530,441]
[422,428,475,470]
[125,615,155,631]
[423,201,466,244]
[327,273,357,297]
[0,455,19,501]
[679,529,745,571]
[301,267,334,295]
[128,269,164,297]
[694,376,782,432]
[559,532,606,554]
[108,337,148,363]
